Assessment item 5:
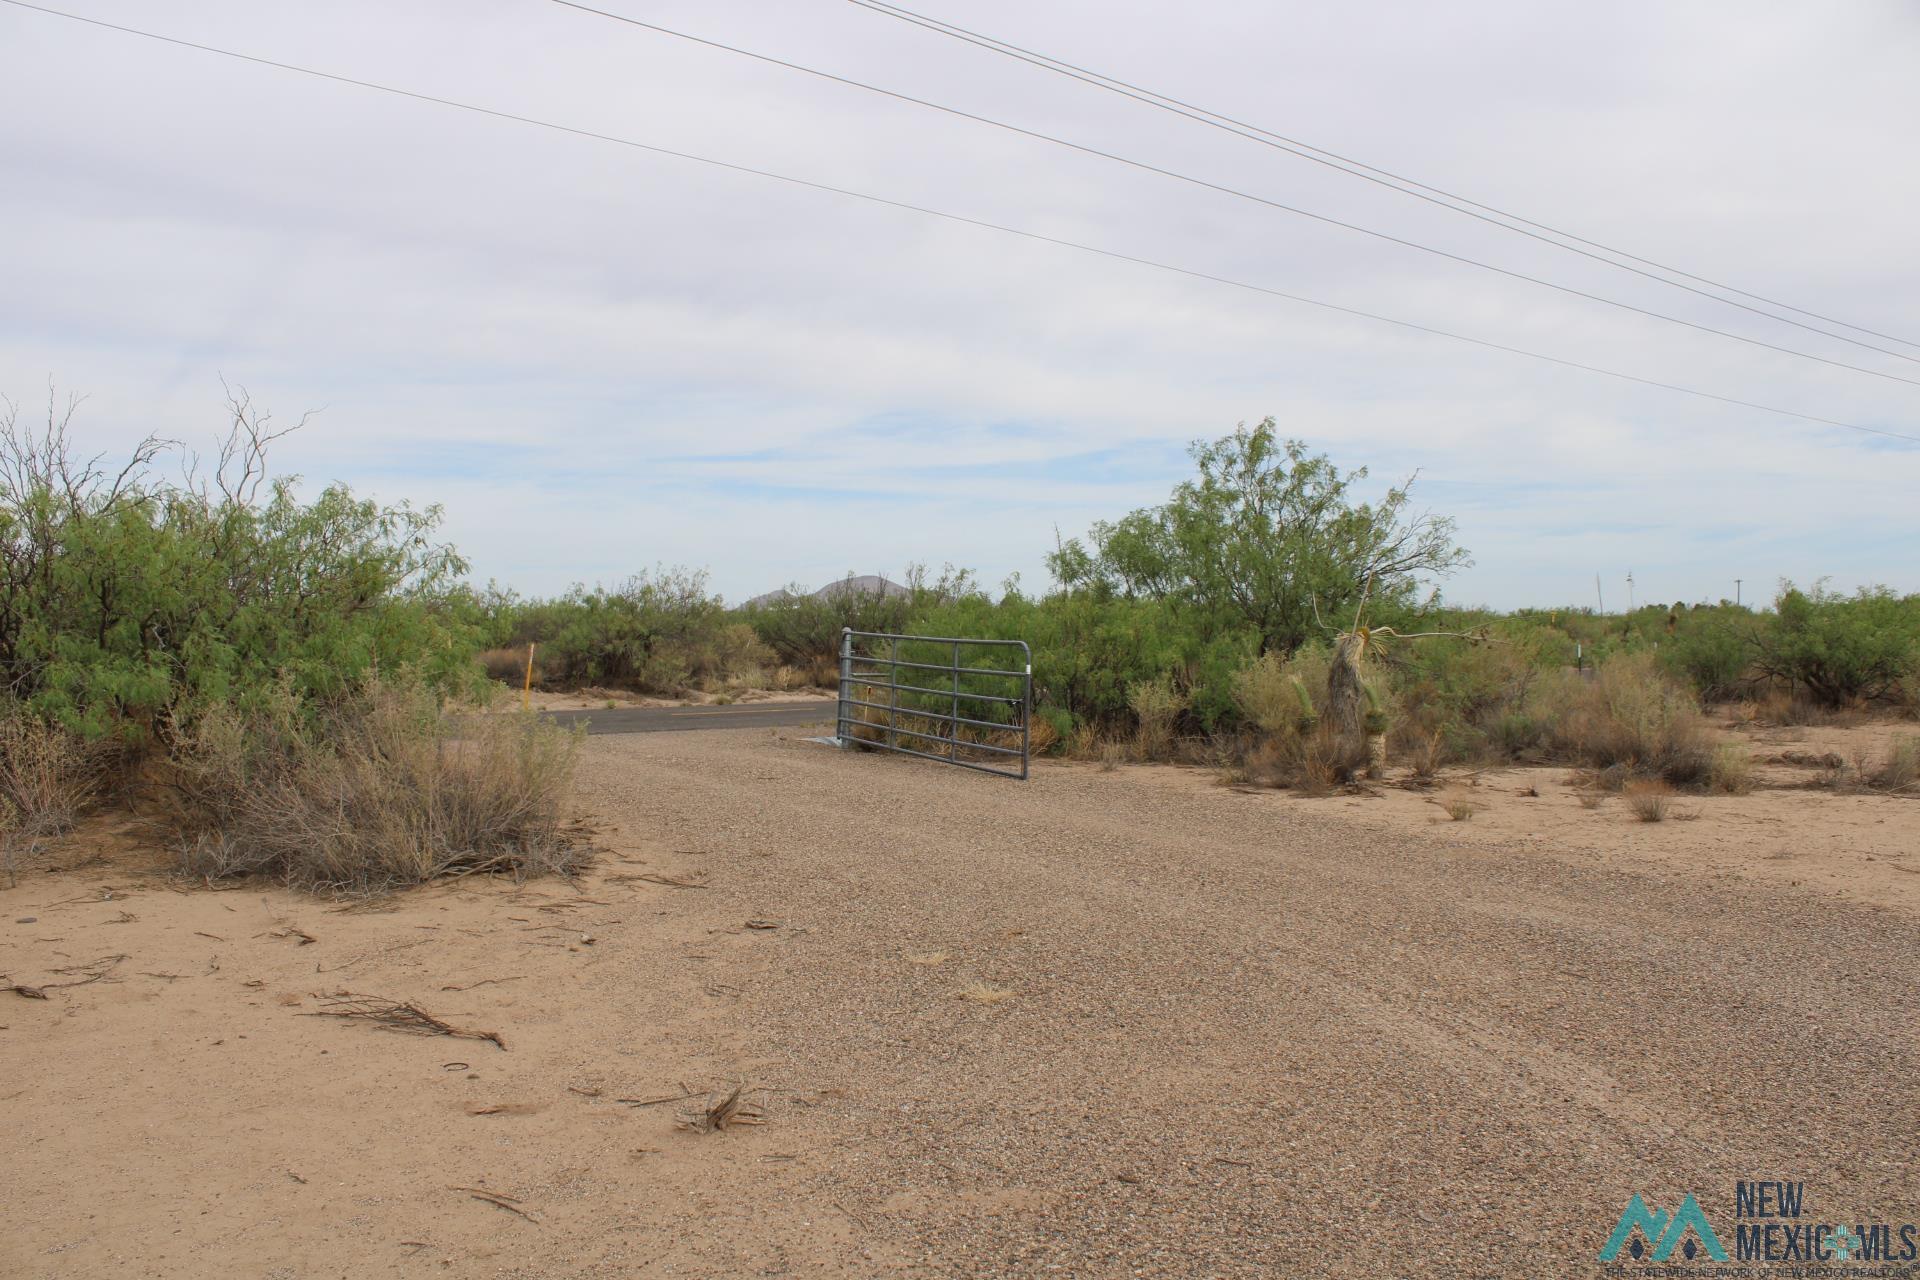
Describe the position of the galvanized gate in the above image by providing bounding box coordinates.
[835,628,1032,779]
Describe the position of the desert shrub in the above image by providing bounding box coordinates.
[510,568,738,695]
[0,708,102,837]
[738,577,916,669]
[1755,583,1920,707]
[912,589,1257,735]
[1387,633,1547,764]
[1756,689,1838,726]
[1894,672,1920,721]
[1625,779,1674,822]
[1230,647,1353,788]
[1659,606,1762,701]
[709,622,776,684]
[1708,743,1754,795]
[1233,647,1327,739]
[1535,653,1711,786]
[478,646,534,686]
[1869,736,1919,794]
[0,393,481,743]
[1127,676,1186,760]
[175,680,583,894]
[0,707,105,882]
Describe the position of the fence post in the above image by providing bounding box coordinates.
[1021,645,1032,781]
[837,627,852,747]
[887,635,900,752]
[951,641,961,763]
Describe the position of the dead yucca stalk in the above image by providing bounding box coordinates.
[305,992,506,1050]
[677,1083,765,1133]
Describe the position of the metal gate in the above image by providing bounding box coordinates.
[835,628,1032,779]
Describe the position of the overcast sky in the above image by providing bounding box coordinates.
[4,0,1916,608]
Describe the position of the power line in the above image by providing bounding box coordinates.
[542,0,1920,391]
[3,0,1916,446]
[846,0,1920,359]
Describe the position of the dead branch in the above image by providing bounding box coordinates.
[305,992,506,1050]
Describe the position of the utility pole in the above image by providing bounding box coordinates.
[1735,579,1743,607]
[1595,573,1604,615]
[1626,570,1635,614]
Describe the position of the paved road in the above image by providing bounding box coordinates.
[542,700,835,735]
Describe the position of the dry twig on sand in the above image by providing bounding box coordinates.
[677,1083,766,1133]
[608,871,708,890]
[6,953,127,999]
[450,1186,539,1223]
[305,992,506,1050]
[617,1085,700,1108]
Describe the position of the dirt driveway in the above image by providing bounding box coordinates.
[3,728,1916,1277]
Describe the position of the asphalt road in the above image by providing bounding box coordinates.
[542,699,835,735]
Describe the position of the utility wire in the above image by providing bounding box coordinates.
[544,0,1920,391]
[846,0,1920,359]
[3,0,1916,446]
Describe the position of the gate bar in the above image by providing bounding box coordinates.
[835,628,1032,780]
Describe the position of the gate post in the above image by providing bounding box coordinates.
[837,627,853,747]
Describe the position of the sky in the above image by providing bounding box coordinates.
[3,0,1916,610]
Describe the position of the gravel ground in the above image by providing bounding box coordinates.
[6,728,1913,1279]
[566,729,1920,1278]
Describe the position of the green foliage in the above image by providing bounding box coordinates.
[909,589,1257,735]
[497,568,774,694]
[0,394,478,743]
[1049,420,1468,655]
[1756,583,1920,707]
[1536,653,1712,786]
[736,578,914,668]
[1387,628,1550,763]
[1658,605,1762,701]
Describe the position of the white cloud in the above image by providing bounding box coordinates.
[1,0,1915,607]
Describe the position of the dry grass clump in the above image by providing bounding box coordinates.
[1624,779,1674,822]
[1232,648,1350,792]
[0,712,102,839]
[478,646,537,686]
[1756,688,1847,727]
[1127,676,1186,762]
[1707,743,1754,795]
[957,981,1016,1004]
[1405,729,1445,783]
[1441,794,1479,821]
[1538,654,1711,787]
[1868,735,1919,794]
[1025,715,1060,757]
[174,680,584,894]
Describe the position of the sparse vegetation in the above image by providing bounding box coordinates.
[0,713,102,845]
[1625,779,1674,822]
[1868,736,1920,795]
[1708,743,1754,795]
[174,680,583,894]
[0,389,578,894]
[1537,654,1712,787]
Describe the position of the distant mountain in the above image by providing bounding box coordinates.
[743,575,908,608]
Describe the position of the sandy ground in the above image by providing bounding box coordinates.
[2,721,1917,1278]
